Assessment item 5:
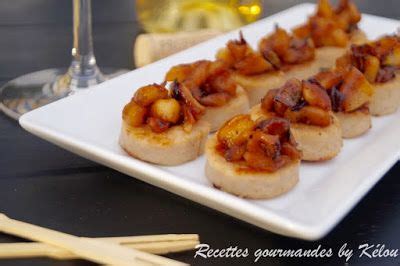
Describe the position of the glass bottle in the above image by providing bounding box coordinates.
[135,0,263,33]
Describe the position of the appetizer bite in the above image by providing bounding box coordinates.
[216,29,316,106]
[293,0,366,69]
[251,78,342,161]
[216,0,365,107]
[165,60,249,131]
[119,82,210,165]
[205,115,301,199]
[336,35,400,115]
[311,67,374,138]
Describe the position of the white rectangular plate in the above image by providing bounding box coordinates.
[19,4,400,240]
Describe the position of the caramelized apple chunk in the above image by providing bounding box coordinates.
[243,151,285,172]
[171,82,205,119]
[259,26,315,66]
[216,116,300,172]
[313,70,343,89]
[147,117,170,133]
[198,92,231,107]
[134,84,168,107]
[383,45,400,67]
[233,53,273,75]
[217,115,255,147]
[284,106,331,127]
[274,78,302,108]
[224,144,247,162]
[363,55,380,83]
[261,89,278,112]
[246,131,280,159]
[317,0,335,18]
[216,32,252,67]
[122,101,147,127]
[259,26,291,58]
[339,67,374,112]
[339,36,400,84]
[165,64,195,83]
[256,117,291,140]
[281,142,302,160]
[150,98,181,123]
[302,80,332,110]
[310,17,349,47]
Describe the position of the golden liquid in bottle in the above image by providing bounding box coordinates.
[135,0,263,33]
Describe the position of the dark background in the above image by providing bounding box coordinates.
[0,0,399,265]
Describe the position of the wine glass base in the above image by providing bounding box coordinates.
[0,67,128,120]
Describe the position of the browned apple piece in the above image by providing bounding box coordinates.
[310,17,349,47]
[183,60,211,88]
[336,53,352,70]
[198,92,231,107]
[150,98,181,123]
[243,150,288,172]
[383,46,400,67]
[122,101,147,127]
[332,28,349,47]
[261,89,278,112]
[134,84,168,107]
[302,81,332,110]
[227,36,251,61]
[216,48,235,67]
[281,142,301,160]
[146,117,170,133]
[313,70,343,89]
[340,67,374,112]
[256,117,290,139]
[274,78,302,108]
[217,115,255,147]
[207,70,236,96]
[246,131,280,158]
[292,24,311,39]
[165,64,194,83]
[234,53,273,75]
[224,144,247,162]
[317,0,335,18]
[260,27,291,57]
[171,82,205,119]
[374,37,398,58]
[284,106,331,127]
[364,55,380,83]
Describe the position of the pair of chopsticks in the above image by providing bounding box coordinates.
[0,213,198,265]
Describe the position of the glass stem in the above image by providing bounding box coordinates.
[69,0,104,89]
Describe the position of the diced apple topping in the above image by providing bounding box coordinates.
[363,55,380,83]
[339,67,374,112]
[216,115,300,172]
[313,70,342,89]
[166,59,238,108]
[383,46,400,67]
[337,35,400,84]
[217,115,255,147]
[122,101,147,127]
[133,84,168,106]
[284,106,331,127]
[259,26,315,67]
[293,0,361,48]
[150,99,181,123]
[302,81,332,111]
[123,82,204,133]
[260,78,333,127]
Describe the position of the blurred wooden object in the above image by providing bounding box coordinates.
[0,214,186,265]
[0,234,199,259]
[134,29,221,67]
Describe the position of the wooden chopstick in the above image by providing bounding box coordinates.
[0,234,199,260]
[0,214,186,265]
